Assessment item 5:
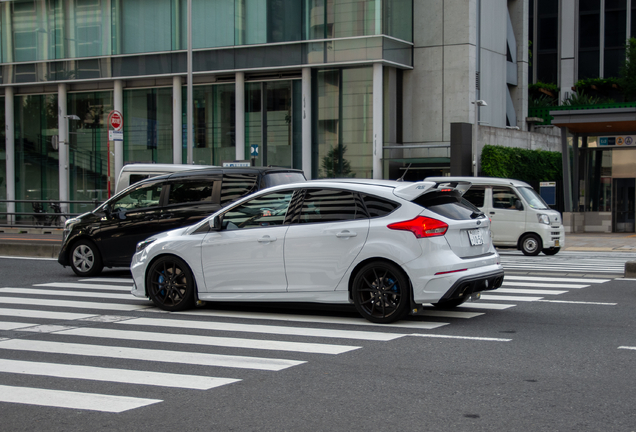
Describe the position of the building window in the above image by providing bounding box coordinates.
[579,0,601,79]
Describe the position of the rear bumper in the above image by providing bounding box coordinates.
[437,270,505,303]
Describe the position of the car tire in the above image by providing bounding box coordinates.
[146,256,195,312]
[520,234,542,256]
[352,261,410,324]
[542,247,560,256]
[433,296,468,309]
[69,239,104,277]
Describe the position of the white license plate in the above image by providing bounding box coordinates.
[468,229,484,246]
[555,239,560,247]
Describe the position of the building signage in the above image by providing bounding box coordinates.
[599,136,635,146]
[222,161,252,167]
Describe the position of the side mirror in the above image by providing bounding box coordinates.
[209,215,222,231]
[515,200,523,210]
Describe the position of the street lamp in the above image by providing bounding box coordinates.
[471,99,487,177]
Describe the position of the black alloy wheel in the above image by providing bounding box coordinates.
[147,256,195,312]
[70,240,103,277]
[352,262,410,324]
[520,233,542,256]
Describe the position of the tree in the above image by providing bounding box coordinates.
[321,145,354,178]
[619,37,636,101]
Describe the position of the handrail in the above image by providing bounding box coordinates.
[0,199,104,228]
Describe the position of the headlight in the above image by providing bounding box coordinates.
[537,214,550,225]
[64,217,80,230]
[136,238,156,253]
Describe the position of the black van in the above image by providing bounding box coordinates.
[58,166,306,276]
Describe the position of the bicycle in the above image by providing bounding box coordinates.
[32,202,65,227]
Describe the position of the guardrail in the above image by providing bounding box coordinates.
[0,199,103,228]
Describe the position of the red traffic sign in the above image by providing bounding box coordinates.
[108,110,123,131]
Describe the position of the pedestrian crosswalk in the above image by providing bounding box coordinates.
[500,253,627,274]
[0,273,614,413]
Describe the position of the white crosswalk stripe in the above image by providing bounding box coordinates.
[500,255,625,274]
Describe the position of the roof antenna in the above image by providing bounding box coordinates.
[397,163,412,182]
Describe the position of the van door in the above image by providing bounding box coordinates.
[161,177,222,228]
[488,186,525,245]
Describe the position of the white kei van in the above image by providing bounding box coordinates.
[425,176,565,256]
[115,164,213,194]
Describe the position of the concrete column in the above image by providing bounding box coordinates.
[372,63,383,179]
[561,127,572,213]
[235,72,245,161]
[301,67,312,179]
[114,80,124,180]
[560,0,576,103]
[58,83,69,213]
[173,76,183,164]
[5,87,15,224]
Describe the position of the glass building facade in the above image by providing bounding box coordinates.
[0,0,413,223]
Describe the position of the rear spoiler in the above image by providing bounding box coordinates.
[393,181,472,201]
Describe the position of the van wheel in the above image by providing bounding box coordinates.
[542,247,560,256]
[70,240,103,277]
[520,234,542,256]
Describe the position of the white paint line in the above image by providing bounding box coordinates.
[458,303,517,310]
[495,288,568,295]
[502,265,622,273]
[535,300,617,305]
[149,309,447,330]
[480,295,543,302]
[614,278,636,281]
[0,308,96,320]
[0,359,240,390]
[0,322,35,331]
[34,282,132,291]
[0,256,56,261]
[417,309,484,319]
[119,317,406,341]
[17,325,75,333]
[407,334,511,342]
[504,276,610,283]
[78,278,134,284]
[0,339,305,371]
[2,288,132,300]
[0,296,151,312]
[59,327,361,355]
[618,346,636,350]
[502,282,587,289]
[0,384,161,413]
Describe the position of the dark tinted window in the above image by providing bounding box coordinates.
[220,174,258,205]
[168,180,214,205]
[463,186,486,208]
[222,190,294,230]
[109,182,163,211]
[299,189,365,224]
[361,194,400,217]
[261,172,306,188]
[129,174,151,186]
[427,201,484,221]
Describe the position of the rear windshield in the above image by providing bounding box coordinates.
[412,190,485,220]
[262,172,306,188]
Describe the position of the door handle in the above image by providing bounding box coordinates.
[336,231,357,238]
[489,212,495,215]
[257,235,277,243]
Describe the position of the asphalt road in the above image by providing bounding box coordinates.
[0,252,635,431]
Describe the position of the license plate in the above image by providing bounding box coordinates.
[468,229,484,246]
[555,240,560,247]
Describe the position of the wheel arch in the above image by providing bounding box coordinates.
[516,231,544,250]
[143,252,199,300]
[347,257,414,303]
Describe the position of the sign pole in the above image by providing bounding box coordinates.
[107,110,124,198]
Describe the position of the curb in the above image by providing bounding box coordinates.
[0,243,61,259]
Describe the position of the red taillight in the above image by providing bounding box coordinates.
[387,216,448,238]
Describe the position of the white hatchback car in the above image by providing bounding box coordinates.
[131,179,504,323]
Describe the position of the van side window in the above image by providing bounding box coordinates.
[220,174,258,205]
[463,186,486,208]
[111,182,163,211]
[128,174,151,187]
[492,187,522,210]
[168,181,214,205]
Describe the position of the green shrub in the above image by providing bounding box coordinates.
[480,145,562,182]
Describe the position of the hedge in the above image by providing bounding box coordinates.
[480,145,562,182]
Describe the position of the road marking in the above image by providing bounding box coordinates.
[0,359,240,390]
[0,256,57,261]
[494,288,568,295]
[0,307,96,320]
[149,309,448,330]
[416,309,485,319]
[78,278,134,284]
[0,296,151,311]
[119,317,406,341]
[0,321,35,330]
[502,282,588,289]
[480,295,543,302]
[2,287,132,300]
[59,327,361,355]
[407,334,512,342]
[536,300,617,305]
[0,384,161,413]
[619,346,636,350]
[0,339,305,371]
[35,282,132,291]
[458,303,517,310]
[504,276,610,283]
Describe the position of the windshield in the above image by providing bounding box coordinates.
[263,172,306,187]
[517,187,550,210]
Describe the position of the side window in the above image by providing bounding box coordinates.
[220,174,258,205]
[110,182,163,211]
[299,189,365,224]
[168,181,214,205]
[128,174,151,186]
[492,187,522,210]
[361,194,400,217]
[463,186,486,208]
[222,190,294,230]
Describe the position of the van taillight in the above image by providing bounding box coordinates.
[387,216,448,238]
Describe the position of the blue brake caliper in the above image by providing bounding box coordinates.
[158,273,166,296]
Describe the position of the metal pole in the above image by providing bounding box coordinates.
[473,101,478,177]
[5,87,15,225]
[186,0,193,164]
[173,76,183,164]
[58,83,69,214]
[301,67,312,178]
